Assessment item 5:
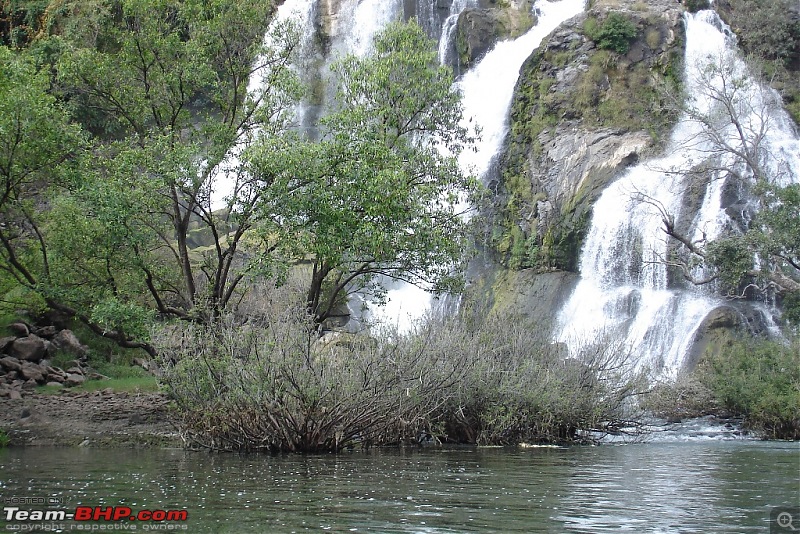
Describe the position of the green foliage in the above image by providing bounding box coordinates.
[782,291,800,326]
[249,20,479,323]
[725,0,800,66]
[701,183,800,302]
[699,337,800,440]
[583,13,638,55]
[0,0,306,354]
[720,0,800,124]
[706,236,754,293]
[0,428,9,448]
[683,0,710,13]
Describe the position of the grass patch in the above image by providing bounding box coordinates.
[0,428,9,447]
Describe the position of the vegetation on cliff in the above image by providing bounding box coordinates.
[493,5,683,272]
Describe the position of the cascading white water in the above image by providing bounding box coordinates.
[334,0,403,57]
[455,0,584,179]
[555,10,800,377]
[373,0,586,332]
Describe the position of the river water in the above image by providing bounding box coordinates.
[1,441,798,532]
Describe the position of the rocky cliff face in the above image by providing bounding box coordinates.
[468,0,686,319]
[455,0,537,68]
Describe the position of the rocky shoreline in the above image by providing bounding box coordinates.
[0,321,102,399]
[0,390,181,448]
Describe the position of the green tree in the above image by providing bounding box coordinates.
[52,0,303,328]
[249,21,479,323]
[0,0,305,353]
[583,13,638,55]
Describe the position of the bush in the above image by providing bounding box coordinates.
[158,285,647,451]
[439,319,646,445]
[584,13,639,54]
[642,372,717,420]
[683,0,710,13]
[699,337,800,439]
[0,429,9,448]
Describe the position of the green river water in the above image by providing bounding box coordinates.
[1,439,798,533]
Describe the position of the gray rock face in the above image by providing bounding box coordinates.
[465,0,687,329]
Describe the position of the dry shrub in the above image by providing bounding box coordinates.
[157,284,647,451]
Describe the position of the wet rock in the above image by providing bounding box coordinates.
[9,335,47,363]
[455,3,535,68]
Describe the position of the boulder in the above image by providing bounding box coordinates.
[0,356,23,372]
[50,329,88,357]
[30,325,57,339]
[20,362,45,383]
[65,373,86,387]
[684,306,744,370]
[0,336,15,353]
[8,322,29,337]
[9,389,22,400]
[9,335,48,362]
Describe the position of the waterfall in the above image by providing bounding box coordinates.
[371,0,586,332]
[455,0,584,180]
[438,0,476,66]
[554,10,800,377]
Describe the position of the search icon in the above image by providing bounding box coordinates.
[778,511,798,531]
